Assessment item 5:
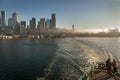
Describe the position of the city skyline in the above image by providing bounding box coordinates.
[0,10,56,35]
[0,0,120,32]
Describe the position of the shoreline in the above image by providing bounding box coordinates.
[0,36,120,39]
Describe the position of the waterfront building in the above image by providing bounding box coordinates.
[40,18,46,32]
[46,19,50,29]
[0,16,1,25]
[30,18,36,29]
[8,12,18,32]
[15,23,20,34]
[1,10,7,26]
[108,28,119,33]
[26,25,30,34]
[12,12,18,22]
[50,19,52,29]
[8,18,16,28]
[29,18,36,34]
[21,21,26,27]
[37,21,40,31]
[8,18,14,33]
[50,13,56,29]
[0,25,1,34]
[20,21,26,34]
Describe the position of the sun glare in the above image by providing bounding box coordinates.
[75,29,108,33]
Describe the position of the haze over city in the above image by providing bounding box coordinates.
[0,0,120,32]
[1,1,120,80]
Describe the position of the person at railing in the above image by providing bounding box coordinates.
[106,58,112,75]
[112,59,118,76]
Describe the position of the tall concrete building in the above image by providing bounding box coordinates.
[37,21,40,30]
[1,10,7,26]
[40,18,46,31]
[8,18,15,27]
[50,13,56,29]
[15,23,20,34]
[0,16,1,25]
[20,21,26,34]
[30,18,36,29]
[8,12,18,33]
[12,12,18,22]
[46,19,50,29]
[21,21,26,27]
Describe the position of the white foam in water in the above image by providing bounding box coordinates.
[46,38,112,79]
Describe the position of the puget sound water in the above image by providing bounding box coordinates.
[0,37,120,80]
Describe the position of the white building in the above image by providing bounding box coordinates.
[8,18,16,29]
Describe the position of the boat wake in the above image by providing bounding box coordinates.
[45,38,113,80]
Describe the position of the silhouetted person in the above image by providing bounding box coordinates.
[112,59,118,76]
[106,58,112,75]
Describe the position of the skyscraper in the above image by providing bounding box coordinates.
[8,18,16,27]
[8,12,18,33]
[30,18,36,29]
[20,21,26,34]
[12,12,18,22]
[1,10,6,26]
[21,21,26,27]
[50,13,56,29]
[0,16,1,25]
[46,19,50,29]
[15,23,20,34]
[40,18,46,30]
[37,21,40,30]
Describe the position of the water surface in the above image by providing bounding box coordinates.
[0,38,120,80]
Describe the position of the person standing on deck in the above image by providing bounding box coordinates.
[106,58,112,75]
[112,59,118,75]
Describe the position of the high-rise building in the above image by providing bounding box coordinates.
[8,18,15,27]
[40,18,46,31]
[0,16,1,25]
[46,19,50,29]
[21,21,26,27]
[37,21,40,30]
[15,23,20,34]
[8,12,18,32]
[29,20,32,28]
[50,13,56,29]
[20,21,26,34]
[1,10,7,26]
[30,18,36,29]
[12,12,18,22]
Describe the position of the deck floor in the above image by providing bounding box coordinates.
[90,70,120,80]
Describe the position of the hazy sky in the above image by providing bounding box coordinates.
[0,0,120,31]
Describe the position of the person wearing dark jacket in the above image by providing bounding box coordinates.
[106,58,112,75]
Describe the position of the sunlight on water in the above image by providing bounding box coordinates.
[46,38,112,79]
[0,38,119,80]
